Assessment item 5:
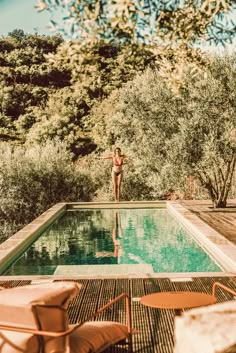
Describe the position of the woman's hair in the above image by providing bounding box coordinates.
[114,147,121,154]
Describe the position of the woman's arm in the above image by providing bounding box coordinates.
[122,154,130,160]
[123,155,134,166]
[95,155,113,160]
[122,154,130,159]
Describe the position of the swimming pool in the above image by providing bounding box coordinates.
[3,208,222,275]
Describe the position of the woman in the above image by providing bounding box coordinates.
[97,147,127,202]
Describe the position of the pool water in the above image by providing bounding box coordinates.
[4,208,222,275]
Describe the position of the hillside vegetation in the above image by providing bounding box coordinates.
[0,31,236,240]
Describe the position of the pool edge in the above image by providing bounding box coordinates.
[0,200,235,277]
[167,201,236,273]
[0,203,67,274]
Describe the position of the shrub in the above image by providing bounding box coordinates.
[0,141,96,234]
[76,153,155,201]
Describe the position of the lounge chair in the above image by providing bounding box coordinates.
[0,281,134,353]
[212,281,236,298]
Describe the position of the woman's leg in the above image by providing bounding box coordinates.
[112,171,118,201]
[116,171,123,202]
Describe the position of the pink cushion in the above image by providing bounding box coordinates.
[70,321,129,353]
[0,281,81,353]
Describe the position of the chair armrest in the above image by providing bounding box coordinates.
[212,282,236,297]
[91,292,132,333]
[0,324,76,337]
[0,292,132,337]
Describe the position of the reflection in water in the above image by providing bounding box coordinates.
[4,209,222,275]
[112,211,123,260]
[95,211,123,261]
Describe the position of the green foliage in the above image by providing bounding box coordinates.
[74,154,113,200]
[0,60,71,87]
[47,41,155,97]
[0,141,96,228]
[0,32,72,143]
[36,1,236,46]
[1,30,63,52]
[1,28,236,211]
[36,0,236,92]
[0,84,49,121]
[8,29,26,40]
[0,32,68,88]
[89,55,236,206]
[74,153,154,201]
[23,87,94,155]
[0,220,19,244]
[121,170,155,201]
[0,32,152,154]
[90,69,180,199]
[175,55,236,206]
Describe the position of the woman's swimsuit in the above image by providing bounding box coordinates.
[113,170,122,176]
[113,156,123,176]
[113,156,123,166]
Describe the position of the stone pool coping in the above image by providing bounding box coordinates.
[0,201,235,278]
[0,203,67,274]
[167,202,236,274]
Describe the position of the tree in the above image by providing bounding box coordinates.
[89,55,236,207]
[0,141,96,233]
[22,41,155,156]
[175,55,236,207]
[46,41,156,96]
[35,0,236,92]
[0,33,71,142]
[35,1,236,45]
[0,32,155,155]
[89,69,183,199]
[25,88,93,156]
[8,29,26,40]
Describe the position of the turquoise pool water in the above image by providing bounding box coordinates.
[4,208,222,275]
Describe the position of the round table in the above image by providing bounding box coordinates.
[140,291,216,316]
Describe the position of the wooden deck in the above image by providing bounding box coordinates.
[1,200,236,352]
[179,199,236,245]
[0,276,235,353]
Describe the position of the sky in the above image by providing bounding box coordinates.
[0,0,60,36]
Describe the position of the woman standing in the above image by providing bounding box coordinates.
[97,147,127,202]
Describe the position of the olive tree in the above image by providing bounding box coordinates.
[89,55,236,207]
[173,56,236,207]
[36,1,236,45]
[36,0,236,92]
[0,141,97,239]
[89,68,182,199]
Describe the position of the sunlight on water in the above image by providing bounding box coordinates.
[5,209,222,275]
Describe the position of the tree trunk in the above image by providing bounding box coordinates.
[214,199,227,208]
[215,153,236,208]
[198,152,236,209]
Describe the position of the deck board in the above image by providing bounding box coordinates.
[179,199,236,245]
[0,276,235,353]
